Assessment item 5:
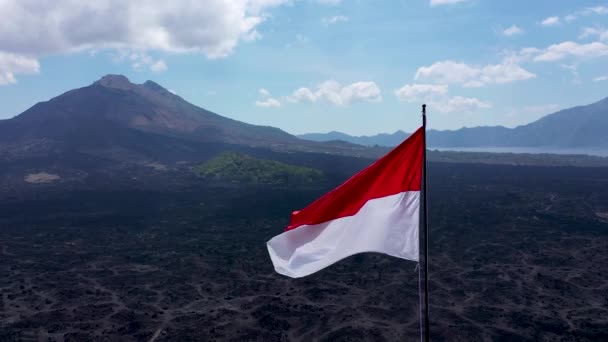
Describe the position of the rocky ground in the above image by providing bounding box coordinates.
[0,162,607,341]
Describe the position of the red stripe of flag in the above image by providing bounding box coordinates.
[287,127,424,231]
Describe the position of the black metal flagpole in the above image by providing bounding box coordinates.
[421,104,430,342]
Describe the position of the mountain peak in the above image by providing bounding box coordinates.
[94,74,134,90]
[142,80,166,92]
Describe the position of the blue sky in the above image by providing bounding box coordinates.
[1,0,608,135]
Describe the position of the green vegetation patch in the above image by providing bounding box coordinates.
[194,152,325,185]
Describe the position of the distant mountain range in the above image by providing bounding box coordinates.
[299,97,608,148]
[299,131,408,147]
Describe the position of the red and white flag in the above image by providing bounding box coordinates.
[267,127,424,278]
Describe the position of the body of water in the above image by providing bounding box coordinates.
[430,146,608,157]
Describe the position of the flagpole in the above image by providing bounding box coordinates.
[421,104,430,342]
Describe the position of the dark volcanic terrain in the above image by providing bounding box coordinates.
[0,162,606,341]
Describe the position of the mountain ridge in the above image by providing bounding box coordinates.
[2,74,299,146]
[299,97,608,148]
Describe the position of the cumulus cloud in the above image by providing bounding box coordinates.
[0,0,289,83]
[416,61,478,86]
[116,51,167,72]
[255,87,281,108]
[579,27,608,41]
[394,84,448,102]
[289,88,315,102]
[563,6,608,22]
[150,60,168,72]
[0,1,287,58]
[414,60,535,87]
[505,38,608,67]
[0,52,40,85]
[256,98,281,107]
[533,41,608,61]
[594,75,608,82]
[541,16,560,26]
[395,83,490,113]
[502,25,524,37]
[259,88,271,97]
[429,96,491,113]
[322,15,349,25]
[505,37,608,79]
[585,6,608,15]
[288,80,382,106]
[502,47,542,64]
[430,0,468,6]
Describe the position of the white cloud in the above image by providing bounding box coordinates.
[395,82,490,113]
[0,0,289,58]
[540,6,608,25]
[0,0,289,82]
[506,39,608,69]
[259,88,271,97]
[541,16,560,26]
[112,51,167,72]
[502,47,542,64]
[534,41,608,62]
[255,87,280,107]
[502,25,524,37]
[290,87,317,102]
[256,98,281,107]
[593,75,608,82]
[416,61,478,86]
[429,96,491,113]
[579,27,608,41]
[0,52,40,85]
[288,80,382,106]
[150,60,167,72]
[583,6,608,15]
[394,84,448,102]
[562,6,608,22]
[430,0,468,6]
[322,15,349,25]
[414,60,535,87]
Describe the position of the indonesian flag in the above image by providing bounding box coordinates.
[267,127,424,278]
